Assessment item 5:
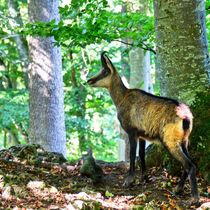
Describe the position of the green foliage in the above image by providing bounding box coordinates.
[0,0,209,166]
[0,90,28,126]
[65,86,118,162]
[0,89,28,146]
[22,0,154,50]
[61,46,118,161]
[190,88,210,183]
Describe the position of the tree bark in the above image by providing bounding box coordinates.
[129,48,144,88]
[70,51,88,153]
[154,0,209,103]
[129,48,153,92]
[119,5,130,162]
[7,0,29,88]
[119,1,154,161]
[143,51,154,93]
[28,0,66,156]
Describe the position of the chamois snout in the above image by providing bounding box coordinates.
[87,68,112,88]
[87,78,95,86]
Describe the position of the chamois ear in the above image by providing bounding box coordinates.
[101,52,116,74]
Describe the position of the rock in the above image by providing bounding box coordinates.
[145,144,164,168]
[145,143,181,175]
[197,202,210,210]
[2,186,13,199]
[80,148,104,183]
[27,180,46,189]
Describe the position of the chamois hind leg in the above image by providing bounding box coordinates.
[123,133,137,187]
[163,139,198,201]
[175,141,194,194]
[138,139,146,181]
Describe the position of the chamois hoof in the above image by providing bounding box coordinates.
[189,196,200,206]
[123,175,135,187]
[140,174,149,183]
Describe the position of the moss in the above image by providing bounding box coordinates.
[190,88,210,183]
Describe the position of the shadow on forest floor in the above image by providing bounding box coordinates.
[0,145,209,209]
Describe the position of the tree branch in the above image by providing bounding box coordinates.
[0,34,21,40]
[113,39,156,54]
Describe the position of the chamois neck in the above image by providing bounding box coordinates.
[109,74,128,107]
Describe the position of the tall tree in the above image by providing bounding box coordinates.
[129,0,153,92]
[28,0,66,156]
[119,0,154,161]
[69,50,87,153]
[8,0,29,88]
[154,0,209,103]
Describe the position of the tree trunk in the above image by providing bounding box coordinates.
[119,5,130,162]
[129,48,153,92]
[28,0,66,156]
[154,0,209,103]
[143,51,154,93]
[119,1,154,161]
[129,48,144,88]
[8,0,29,88]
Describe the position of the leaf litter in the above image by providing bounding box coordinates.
[0,144,209,209]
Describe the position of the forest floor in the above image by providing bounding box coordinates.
[0,145,209,210]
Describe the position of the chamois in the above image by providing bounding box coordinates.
[87,52,198,202]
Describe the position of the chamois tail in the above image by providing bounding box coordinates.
[182,118,190,130]
[176,103,193,131]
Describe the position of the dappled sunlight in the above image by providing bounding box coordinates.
[0,0,209,209]
[29,38,54,84]
[0,145,209,209]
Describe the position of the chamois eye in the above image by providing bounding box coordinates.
[102,69,109,76]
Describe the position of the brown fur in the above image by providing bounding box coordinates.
[87,52,198,201]
[111,86,183,143]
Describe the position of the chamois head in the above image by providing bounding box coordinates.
[87,52,116,88]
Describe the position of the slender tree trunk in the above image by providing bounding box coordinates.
[126,0,154,161]
[154,0,209,103]
[5,128,20,146]
[129,48,144,89]
[70,51,88,153]
[3,130,7,148]
[119,1,154,161]
[0,59,6,90]
[118,5,130,162]
[28,0,66,156]
[8,0,29,88]
[128,0,153,93]
[143,51,154,93]
[120,49,130,161]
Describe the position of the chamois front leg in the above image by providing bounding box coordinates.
[138,140,146,181]
[123,133,137,187]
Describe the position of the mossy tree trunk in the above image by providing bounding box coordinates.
[150,0,210,174]
[154,0,209,103]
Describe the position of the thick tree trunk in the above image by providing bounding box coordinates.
[154,0,209,103]
[28,0,66,156]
